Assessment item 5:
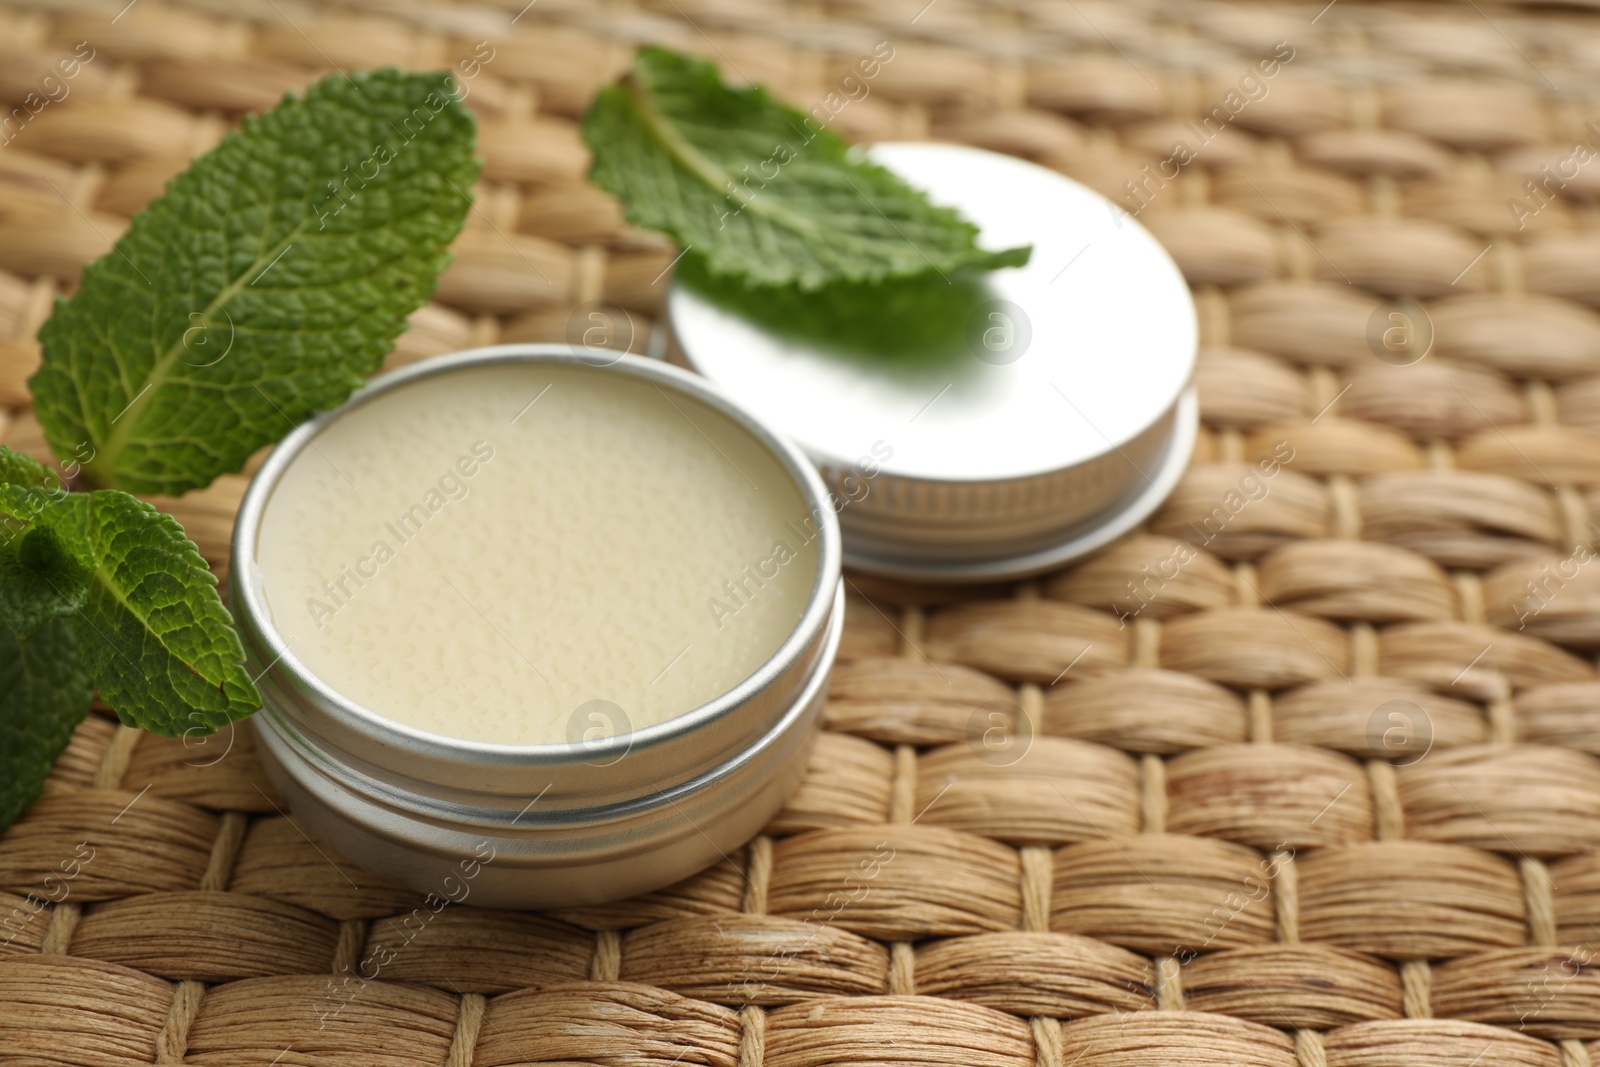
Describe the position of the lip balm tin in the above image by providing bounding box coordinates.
[670,142,1199,582]
[230,347,844,909]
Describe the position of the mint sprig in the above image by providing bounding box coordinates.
[0,615,89,833]
[584,47,1030,291]
[0,447,59,490]
[1,483,258,734]
[1,68,478,833]
[31,68,479,495]
[0,469,92,832]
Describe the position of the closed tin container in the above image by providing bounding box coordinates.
[229,346,844,909]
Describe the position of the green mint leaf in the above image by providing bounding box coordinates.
[0,445,61,490]
[0,474,92,834]
[583,46,1030,290]
[0,487,86,645]
[677,254,996,365]
[30,68,480,495]
[14,487,257,736]
[0,616,91,833]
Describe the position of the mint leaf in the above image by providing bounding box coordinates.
[677,254,995,364]
[0,484,86,637]
[0,466,93,833]
[0,531,86,638]
[0,616,91,833]
[584,47,1030,290]
[0,449,70,620]
[0,445,60,490]
[7,487,257,736]
[30,68,479,495]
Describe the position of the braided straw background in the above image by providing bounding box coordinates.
[5,0,1600,1063]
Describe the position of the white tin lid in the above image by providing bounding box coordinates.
[669,142,1197,582]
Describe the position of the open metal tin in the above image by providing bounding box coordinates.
[670,142,1199,582]
[229,345,844,909]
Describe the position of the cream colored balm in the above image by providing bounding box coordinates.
[255,363,819,745]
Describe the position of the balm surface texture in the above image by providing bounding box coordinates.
[254,363,818,745]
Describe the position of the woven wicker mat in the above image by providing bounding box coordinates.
[4,0,1600,1064]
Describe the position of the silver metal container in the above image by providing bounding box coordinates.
[670,142,1199,582]
[229,346,843,909]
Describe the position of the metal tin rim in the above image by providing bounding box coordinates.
[838,386,1198,582]
[229,344,844,772]
[253,584,843,835]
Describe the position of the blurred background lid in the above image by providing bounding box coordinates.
[670,142,1197,582]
